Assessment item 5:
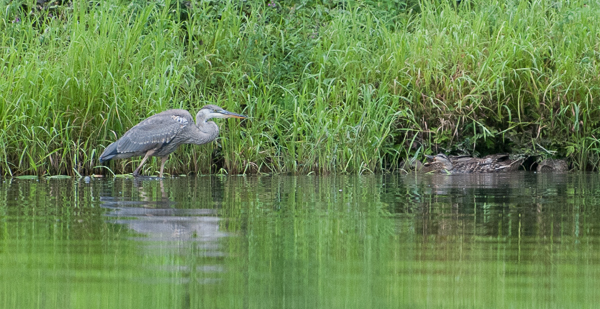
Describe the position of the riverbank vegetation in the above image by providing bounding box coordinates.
[1,0,599,176]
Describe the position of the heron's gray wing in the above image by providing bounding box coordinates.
[116,112,192,154]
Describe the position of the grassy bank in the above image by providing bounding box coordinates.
[1,0,600,176]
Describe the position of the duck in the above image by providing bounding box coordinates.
[421,154,523,174]
[536,159,568,172]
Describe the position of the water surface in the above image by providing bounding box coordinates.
[1,173,599,308]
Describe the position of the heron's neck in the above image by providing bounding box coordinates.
[195,112,208,124]
[192,116,219,145]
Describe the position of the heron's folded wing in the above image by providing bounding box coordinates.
[116,114,190,154]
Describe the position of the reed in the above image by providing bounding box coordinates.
[1,0,599,176]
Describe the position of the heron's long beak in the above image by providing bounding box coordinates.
[220,110,247,119]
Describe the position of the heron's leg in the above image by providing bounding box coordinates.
[133,152,152,177]
[159,156,168,178]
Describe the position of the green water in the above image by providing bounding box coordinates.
[1,173,599,308]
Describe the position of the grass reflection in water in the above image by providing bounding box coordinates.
[1,173,599,308]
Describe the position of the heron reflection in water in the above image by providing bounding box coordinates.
[99,105,246,177]
[100,178,228,255]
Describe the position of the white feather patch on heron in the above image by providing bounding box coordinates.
[171,115,189,124]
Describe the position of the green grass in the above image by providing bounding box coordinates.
[1,0,600,176]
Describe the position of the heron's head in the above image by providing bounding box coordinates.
[196,105,247,122]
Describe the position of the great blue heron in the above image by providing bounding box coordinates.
[99,105,246,177]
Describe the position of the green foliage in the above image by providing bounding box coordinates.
[1,0,600,175]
